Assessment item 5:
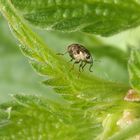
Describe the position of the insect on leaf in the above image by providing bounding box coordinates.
[0,0,129,105]
[0,0,138,140]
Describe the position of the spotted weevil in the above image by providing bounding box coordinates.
[57,43,93,72]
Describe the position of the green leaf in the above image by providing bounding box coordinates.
[0,15,64,104]
[89,45,129,83]
[11,0,140,36]
[0,94,102,140]
[0,0,129,104]
[39,30,129,83]
[1,95,140,140]
[108,119,140,140]
[1,0,138,139]
[128,49,140,91]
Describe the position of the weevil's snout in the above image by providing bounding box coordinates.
[86,55,93,63]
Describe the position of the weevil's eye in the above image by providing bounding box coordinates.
[86,55,90,59]
[76,50,80,54]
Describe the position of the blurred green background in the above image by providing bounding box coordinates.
[1,12,140,103]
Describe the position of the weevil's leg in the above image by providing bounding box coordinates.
[70,60,80,71]
[81,62,87,71]
[56,51,68,55]
[79,61,83,72]
[89,63,93,72]
[77,61,83,78]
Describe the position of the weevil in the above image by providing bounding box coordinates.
[57,43,93,72]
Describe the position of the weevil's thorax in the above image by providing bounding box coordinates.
[67,44,93,63]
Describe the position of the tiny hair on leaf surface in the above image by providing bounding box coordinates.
[0,94,101,140]
[128,49,140,91]
[1,0,140,140]
[10,0,140,36]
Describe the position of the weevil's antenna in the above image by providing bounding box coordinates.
[89,62,93,72]
[56,51,68,55]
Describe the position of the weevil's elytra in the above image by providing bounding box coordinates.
[57,43,93,72]
[67,44,93,72]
